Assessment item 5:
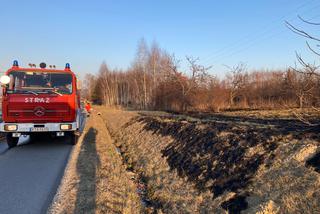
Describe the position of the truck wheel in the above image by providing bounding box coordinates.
[6,133,19,148]
[69,132,79,145]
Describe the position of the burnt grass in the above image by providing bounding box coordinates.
[132,113,320,213]
[306,152,320,173]
[221,194,248,214]
[183,111,320,133]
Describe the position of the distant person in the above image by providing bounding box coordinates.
[85,102,91,113]
[59,83,72,94]
[46,81,52,88]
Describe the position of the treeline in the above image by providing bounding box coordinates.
[82,40,320,112]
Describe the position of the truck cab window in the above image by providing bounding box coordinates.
[7,71,73,94]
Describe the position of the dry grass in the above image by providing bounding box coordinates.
[98,107,219,213]
[219,108,320,119]
[97,106,320,214]
[49,112,141,214]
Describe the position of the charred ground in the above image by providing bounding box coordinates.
[98,107,320,213]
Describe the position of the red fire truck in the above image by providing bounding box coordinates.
[0,60,86,148]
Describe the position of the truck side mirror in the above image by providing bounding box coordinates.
[0,75,10,86]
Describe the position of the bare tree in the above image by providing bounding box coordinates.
[84,39,320,114]
[285,16,320,124]
[82,73,96,101]
[286,16,320,74]
[161,55,212,111]
[135,38,149,109]
[225,63,248,108]
[284,69,316,108]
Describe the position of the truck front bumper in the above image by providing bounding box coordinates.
[0,122,77,132]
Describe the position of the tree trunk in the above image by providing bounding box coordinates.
[143,66,147,109]
[229,92,234,107]
[299,95,304,109]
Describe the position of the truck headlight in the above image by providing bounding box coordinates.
[4,124,18,131]
[60,124,72,130]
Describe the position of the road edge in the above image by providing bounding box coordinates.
[46,131,87,214]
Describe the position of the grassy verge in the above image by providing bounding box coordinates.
[49,112,141,214]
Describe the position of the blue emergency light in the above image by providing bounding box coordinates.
[65,63,70,69]
[13,60,19,67]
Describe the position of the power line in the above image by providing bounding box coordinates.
[205,13,320,68]
[200,0,317,64]
[200,0,319,66]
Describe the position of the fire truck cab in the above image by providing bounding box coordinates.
[0,60,86,148]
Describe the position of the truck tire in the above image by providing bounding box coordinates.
[6,133,19,148]
[69,132,79,145]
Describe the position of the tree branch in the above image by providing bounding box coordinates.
[306,41,320,57]
[285,21,320,42]
[298,15,320,26]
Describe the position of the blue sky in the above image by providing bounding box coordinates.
[0,0,319,78]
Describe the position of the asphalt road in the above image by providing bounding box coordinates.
[0,136,73,214]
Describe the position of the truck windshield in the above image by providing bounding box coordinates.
[7,71,73,95]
